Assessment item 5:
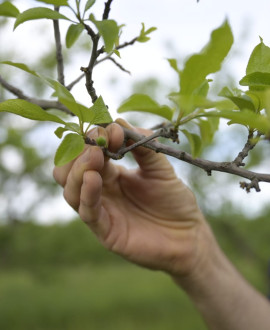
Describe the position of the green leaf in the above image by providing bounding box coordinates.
[54,122,81,138]
[180,20,233,95]
[66,23,84,48]
[169,93,215,115]
[137,23,157,43]
[197,117,219,145]
[203,109,270,133]
[167,58,180,74]
[145,26,157,35]
[240,72,270,88]
[0,61,39,77]
[90,15,119,53]
[246,39,270,75]
[219,87,256,111]
[0,99,65,124]
[83,96,113,124]
[117,94,174,121]
[0,61,86,120]
[244,89,270,112]
[54,133,85,166]
[55,126,67,138]
[0,61,84,119]
[84,0,96,12]
[0,2,20,18]
[46,78,84,119]
[113,49,121,58]
[35,0,69,6]
[193,80,211,98]
[14,7,70,30]
[181,129,202,158]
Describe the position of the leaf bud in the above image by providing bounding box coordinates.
[96,136,107,147]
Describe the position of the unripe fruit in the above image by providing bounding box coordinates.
[96,136,107,147]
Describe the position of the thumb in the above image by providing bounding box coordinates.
[116,118,175,177]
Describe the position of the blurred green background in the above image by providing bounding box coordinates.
[0,214,269,330]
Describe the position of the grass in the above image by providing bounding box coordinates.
[0,216,269,329]
[0,263,207,330]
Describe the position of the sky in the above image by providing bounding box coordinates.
[1,0,270,222]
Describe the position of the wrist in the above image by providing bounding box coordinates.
[171,222,231,299]
[171,222,270,330]
[172,229,270,330]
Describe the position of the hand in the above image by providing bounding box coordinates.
[53,120,216,277]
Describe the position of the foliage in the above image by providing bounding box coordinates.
[0,0,270,192]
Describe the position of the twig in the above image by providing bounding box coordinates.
[0,74,29,100]
[104,128,170,159]
[66,73,84,91]
[103,0,114,20]
[233,130,259,167]
[82,24,101,103]
[240,179,261,193]
[116,37,138,50]
[0,74,73,115]
[67,37,139,91]
[29,99,72,114]
[107,57,131,74]
[105,127,270,191]
[53,6,65,85]
[68,49,131,92]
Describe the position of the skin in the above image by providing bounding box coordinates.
[54,120,270,330]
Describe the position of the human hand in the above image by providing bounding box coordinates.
[53,120,216,278]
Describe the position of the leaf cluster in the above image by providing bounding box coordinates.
[117,21,270,158]
[0,61,112,166]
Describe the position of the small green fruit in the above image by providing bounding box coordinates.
[96,136,107,147]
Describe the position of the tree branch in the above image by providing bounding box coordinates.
[0,74,72,115]
[103,0,114,20]
[66,73,84,91]
[53,6,65,85]
[105,127,270,192]
[0,74,29,100]
[81,24,101,103]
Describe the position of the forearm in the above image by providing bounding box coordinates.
[173,237,270,330]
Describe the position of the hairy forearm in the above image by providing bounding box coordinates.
[173,234,270,330]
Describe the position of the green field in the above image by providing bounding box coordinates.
[0,265,207,330]
[0,217,269,329]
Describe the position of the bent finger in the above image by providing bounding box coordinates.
[53,158,75,187]
[106,122,125,152]
[116,118,175,178]
[63,146,104,210]
[79,170,111,238]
